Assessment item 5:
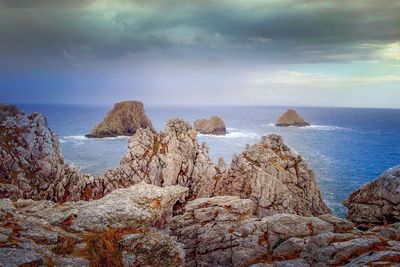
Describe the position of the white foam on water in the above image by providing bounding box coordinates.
[61,135,130,141]
[263,123,350,131]
[198,128,258,139]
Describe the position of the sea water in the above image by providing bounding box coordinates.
[19,104,400,217]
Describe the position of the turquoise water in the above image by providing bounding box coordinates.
[19,104,400,217]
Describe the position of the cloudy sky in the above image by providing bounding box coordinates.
[0,0,399,107]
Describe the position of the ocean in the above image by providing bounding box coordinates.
[19,104,400,217]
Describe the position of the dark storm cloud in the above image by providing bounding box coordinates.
[0,0,399,69]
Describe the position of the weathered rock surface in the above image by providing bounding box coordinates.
[0,111,97,202]
[275,109,310,127]
[193,116,227,135]
[86,100,154,138]
[344,165,400,225]
[171,196,400,267]
[214,134,330,217]
[1,110,330,220]
[103,118,217,198]
[0,182,186,267]
[0,104,23,123]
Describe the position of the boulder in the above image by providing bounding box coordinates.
[193,116,227,135]
[344,165,400,225]
[275,109,310,127]
[86,100,154,138]
[0,104,23,123]
[0,182,186,267]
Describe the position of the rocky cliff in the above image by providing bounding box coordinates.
[275,109,310,127]
[344,165,400,226]
[1,107,400,266]
[86,101,154,138]
[0,112,86,201]
[1,111,329,217]
[193,116,227,135]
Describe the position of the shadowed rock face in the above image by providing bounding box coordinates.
[344,166,400,226]
[193,116,226,135]
[0,104,23,123]
[86,101,154,138]
[275,109,310,127]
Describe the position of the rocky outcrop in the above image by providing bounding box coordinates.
[193,116,227,135]
[214,134,330,217]
[0,182,186,267]
[344,165,400,226]
[2,108,400,266]
[0,111,97,202]
[275,109,310,127]
[86,101,154,138]
[0,104,23,123]
[171,195,400,267]
[1,110,329,219]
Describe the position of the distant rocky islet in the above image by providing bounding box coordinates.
[193,116,227,135]
[1,103,400,266]
[276,109,311,127]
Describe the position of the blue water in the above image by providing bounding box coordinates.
[19,104,400,217]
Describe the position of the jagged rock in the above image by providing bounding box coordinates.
[275,109,310,127]
[86,101,154,138]
[0,104,23,123]
[344,165,400,225]
[0,112,68,200]
[1,111,330,220]
[214,134,330,217]
[193,116,227,135]
[0,183,187,266]
[171,196,400,267]
[102,118,217,198]
[0,114,214,202]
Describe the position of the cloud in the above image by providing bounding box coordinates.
[246,70,400,90]
[0,0,399,69]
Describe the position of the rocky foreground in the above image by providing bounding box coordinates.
[86,101,154,138]
[1,105,400,266]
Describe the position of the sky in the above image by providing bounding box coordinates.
[0,0,399,108]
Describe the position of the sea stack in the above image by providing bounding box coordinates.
[86,101,154,138]
[275,109,310,127]
[193,116,227,135]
